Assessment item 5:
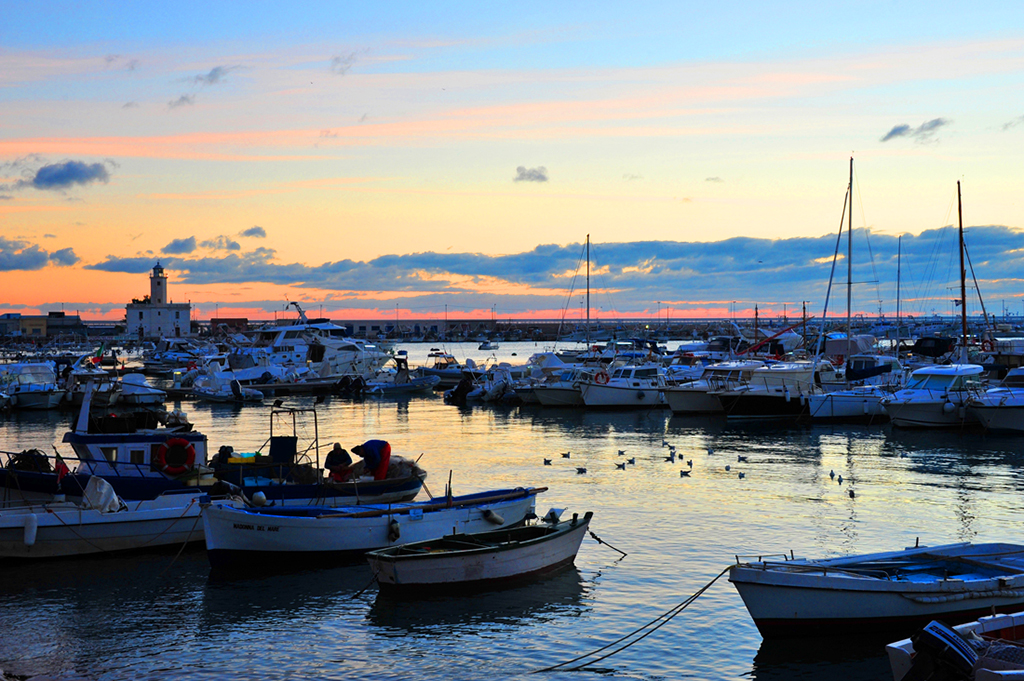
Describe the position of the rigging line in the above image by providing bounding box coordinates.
[962,239,993,331]
[554,241,588,340]
[853,168,883,317]
[533,566,731,674]
[813,187,849,359]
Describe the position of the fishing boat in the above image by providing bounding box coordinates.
[887,611,1024,680]
[367,511,592,593]
[202,486,545,569]
[729,541,1024,638]
[0,477,217,559]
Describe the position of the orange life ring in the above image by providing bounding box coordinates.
[155,437,196,476]
[595,371,610,385]
[981,340,994,352]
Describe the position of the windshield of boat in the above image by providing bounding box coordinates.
[905,373,981,391]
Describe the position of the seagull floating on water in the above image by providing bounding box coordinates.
[837,475,844,485]
[627,458,636,465]
[615,462,626,470]
[543,459,552,466]
[829,469,835,480]
[561,452,571,459]
[576,467,587,474]
[662,440,669,447]
[680,470,691,477]
[687,459,693,468]
[618,450,626,456]
[738,472,745,479]
[737,455,748,463]
[849,489,856,498]
[664,454,675,463]
[725,465,731,471]
[707,447,714,456]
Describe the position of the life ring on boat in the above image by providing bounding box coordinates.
[186,361,198,371]
[595,371,610,385]
[981,340,994,352]
[155,438,196,476]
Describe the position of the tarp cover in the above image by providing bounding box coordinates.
[81,476,122,513]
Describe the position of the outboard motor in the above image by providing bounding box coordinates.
[230,379,243,399]
[901,620,978,681]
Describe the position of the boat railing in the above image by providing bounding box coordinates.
[736,557,897,580]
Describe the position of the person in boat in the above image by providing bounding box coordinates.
[324,442,355,482]
[351,440,391,480]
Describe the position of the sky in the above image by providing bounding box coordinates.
[3,1,1024,324]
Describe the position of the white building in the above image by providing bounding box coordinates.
[125,262,193,339]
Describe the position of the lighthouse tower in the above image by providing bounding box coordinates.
[150,262,167,305]
[125,262,192,339]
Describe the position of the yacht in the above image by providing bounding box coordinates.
[966,367,1024,432]
[717,360,841,420]
[0,362,63,410]
[806,354,905,421]
[578,363,666,408]
[881,364,985,428]
[662,359,764,414]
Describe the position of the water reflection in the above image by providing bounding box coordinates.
[750,636,891,681]
[366,568,588,636]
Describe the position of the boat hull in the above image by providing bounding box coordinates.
[368,513,591,593]
[663,387,723,414]
[807,389,890,421]
[718,391,808,420]
[969,403,1024,433]
[203,487,541,569]
[533,385,583,407]
[579,383,665,408]
[882,397,977,428]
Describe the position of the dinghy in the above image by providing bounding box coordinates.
[367,511,592,593]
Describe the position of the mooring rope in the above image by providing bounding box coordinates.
[533,565,731,673]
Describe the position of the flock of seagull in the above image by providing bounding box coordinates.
[544,439,857,497]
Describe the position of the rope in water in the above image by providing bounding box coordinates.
[533,565,731,673]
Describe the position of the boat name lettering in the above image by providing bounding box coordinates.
[232,523,280,532]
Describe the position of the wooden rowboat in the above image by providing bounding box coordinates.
[366,511,592,594]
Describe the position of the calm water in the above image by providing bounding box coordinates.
[3,341,1024,680]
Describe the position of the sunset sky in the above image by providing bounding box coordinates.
[3,2,1024,323]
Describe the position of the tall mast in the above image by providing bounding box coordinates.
[896,235,902,355]
[586,234,590,345]
[846,156,853,359]
[958,181,968,363]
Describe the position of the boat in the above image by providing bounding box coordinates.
[0,477,219,559]
[366,510,592,593]
[887,611,1024,681]
[478,340,499,351]
[717,360,841,420]
[0,389,426,508]
[967,367,1024,433]
[202,486,546,569]
[418,352,481,389]
[365,355,441,396]
[191,362,264,403]
[807,354,905,421]
[0,362,64,410]
[881,364,985,428]
[117,372,167,405]
[533,366,601,407]
[578,363,666,408]
[729,541,1024,639]
[662,359,765,414]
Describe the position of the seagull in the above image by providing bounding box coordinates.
[272,398,284,408]
[680,469,690,477]
[543,459,552,466]
[618,450,626,456]
[576,467,587,474]
[707,447,715,456]
[668,445,676,454]
[738,472,745,479]
[849,489,856,498]
[662,440,669,447]
[615,462,626,470]
[664,454,675,463]
[837,475,843,485]
[900,452,908,458]
[737,455,748,463]
[627,458,636,465]
[687,460,693,468]
[725,465,731,471]
[829,469,835,480]
[561,452,571,459]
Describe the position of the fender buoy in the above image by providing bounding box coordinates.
[595,371,610,385]
[981,340,994,352]
[155,437,196,476]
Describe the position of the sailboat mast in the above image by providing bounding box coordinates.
[846,157,853,359]
[896,235,902,354]
[586,234,590,345]
[958,181,968,363]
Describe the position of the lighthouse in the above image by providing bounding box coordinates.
[125,262,193,339]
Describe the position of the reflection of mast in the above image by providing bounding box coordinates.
[958,181,968,363]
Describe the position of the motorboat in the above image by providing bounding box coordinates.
[191,362,264,403]
[142,337,221,376]
[478,340,499,351]
[717,360,841,420]
[881,364,985,428]
[0,478,217,559]
[578,363,666,408]
[418,352,482,389]
[730,541,1024,638]
[367,511,592,593]
[806,354,904,421]
[202,486,545,569]
[662,360,764,414]
[967,367,1024,433]
[887,611,1024,680]
[117,373,167,405]
[0,362,64,410]
[365,355,440,396]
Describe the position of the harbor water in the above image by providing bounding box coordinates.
[3,341,1024,680]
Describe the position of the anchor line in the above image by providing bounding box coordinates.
[533,566,731,673]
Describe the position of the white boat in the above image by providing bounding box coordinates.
[730,541,1024,638]
[717,360,841,420]
[0,362,63,410]
[881,364,985,428]
[888,611,1024,681]
[662,360,764,414]
[0,478,216,559]
[202,486,544,569]
[968,367,1024,433]
[191,363,264,403]
[578,364,666,408]
[118,373,167,405]
[367,511,592,593]
[365,354,440,396]
[807,354,905,421]
[533,366,601,407]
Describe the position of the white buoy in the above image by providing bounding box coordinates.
[24,513,38,547]
[252,491,267,507]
